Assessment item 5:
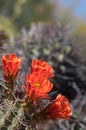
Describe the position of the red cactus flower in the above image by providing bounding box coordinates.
[24,72,53,102]
[30,59,54,78]
[45,94,72,120]
[2,54,22,82]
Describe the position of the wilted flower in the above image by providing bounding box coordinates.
[24,72,53,102]
[30,59,54,78]
[44,94,72,120]
[2,54,22,82]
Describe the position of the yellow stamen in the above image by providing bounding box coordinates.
[34,82,40,87]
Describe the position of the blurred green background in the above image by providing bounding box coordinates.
[0,0,86,34]
[0,0,54,36]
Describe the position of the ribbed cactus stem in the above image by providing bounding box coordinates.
[4,81,14,100]
[0,100,13,127]
[7,107,24,130]
[0,109,11,126]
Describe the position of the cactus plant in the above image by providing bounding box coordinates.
[0,23,86,130]
[0,54,72,130]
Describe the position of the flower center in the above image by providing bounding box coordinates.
[38,65,43,69]
[34,82,40,87]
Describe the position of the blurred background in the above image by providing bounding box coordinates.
[0,0,86,58]
[0,0,86,130]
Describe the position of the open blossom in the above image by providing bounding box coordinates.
[30,59,54,78]
[24,72,53,102]
[44,94,72,120]
[2,54,22,82]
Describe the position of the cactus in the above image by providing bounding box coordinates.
[0,100,24,130]
[0,23,86,130]
[0,53,72,130]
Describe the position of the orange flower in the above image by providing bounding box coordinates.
[30,59,54,78]
[45,94,72,120]
[2,54,22,82]
[24,72,53,102]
